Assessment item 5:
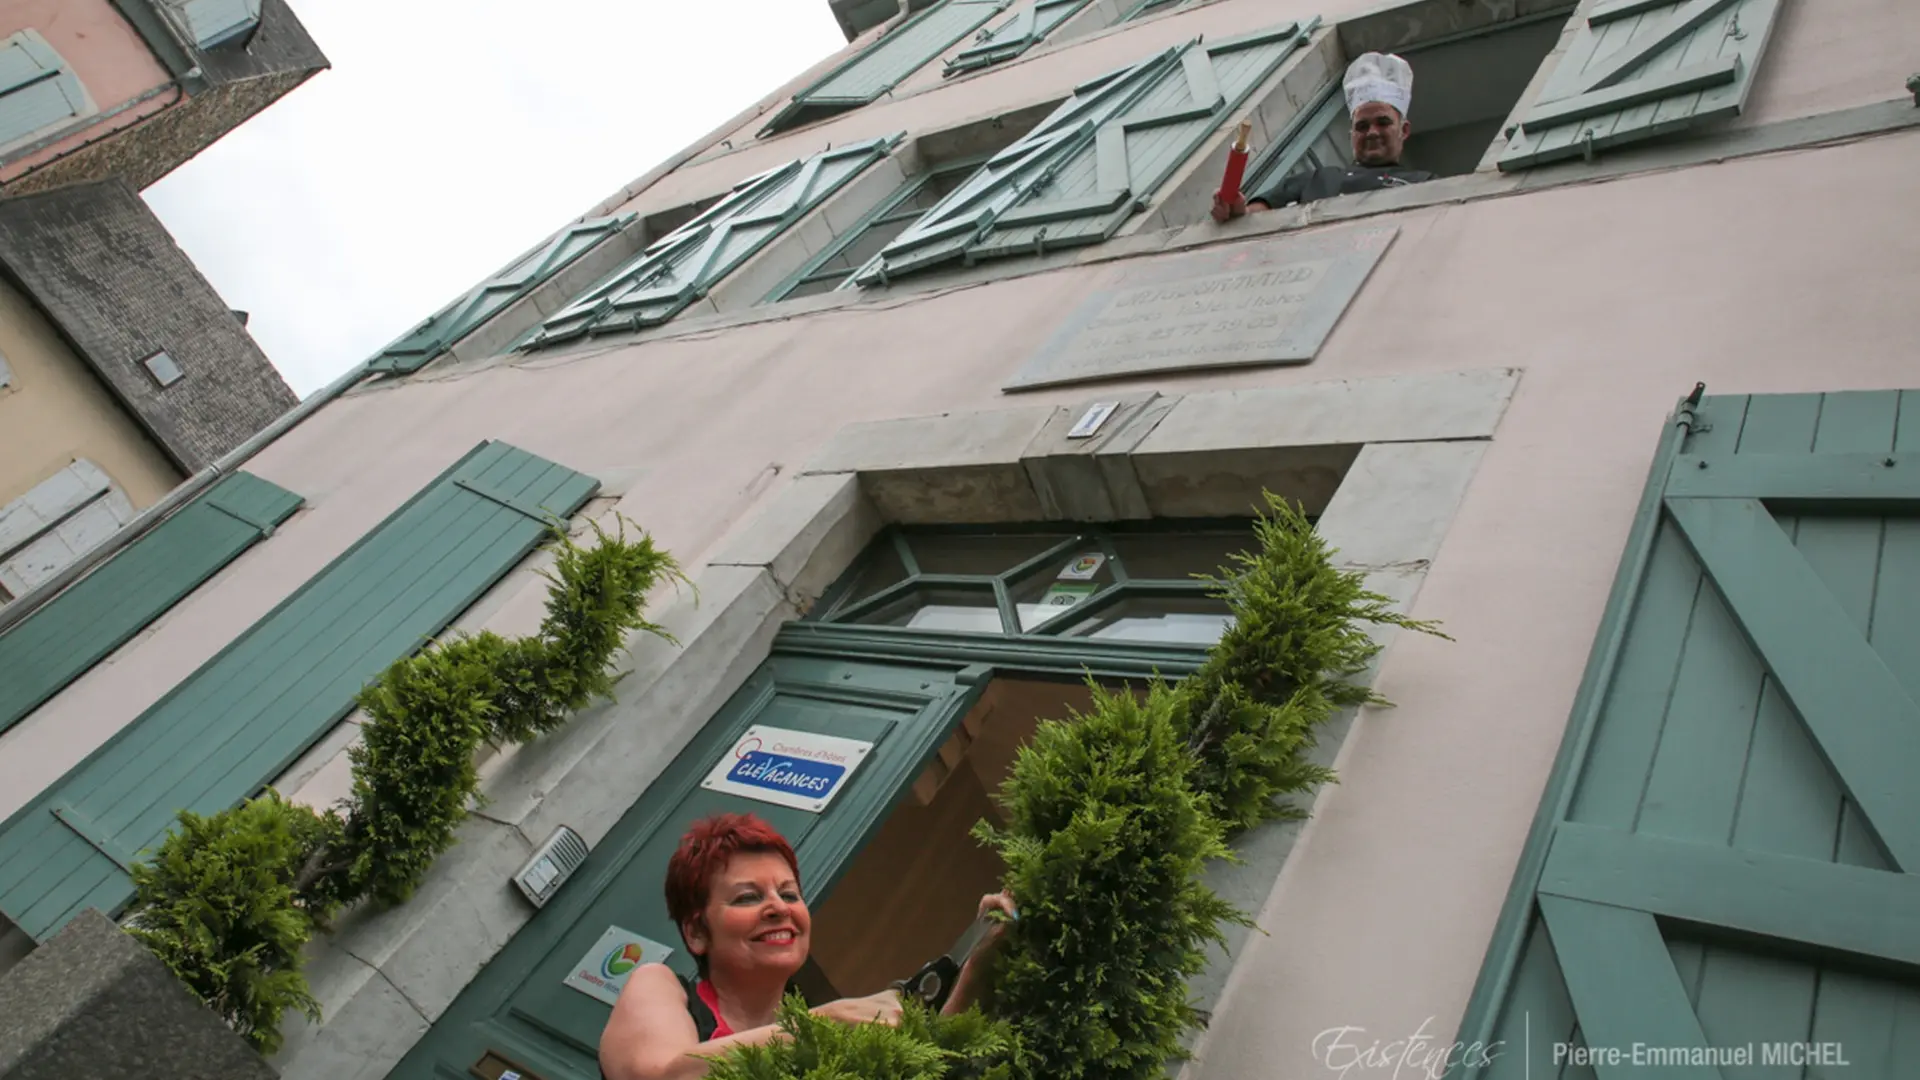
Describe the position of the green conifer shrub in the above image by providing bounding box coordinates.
[124,791,341,1053]
[702,995,1018,1080]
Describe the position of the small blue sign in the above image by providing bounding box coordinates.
[727,752,847,798]
[702,726,876,813]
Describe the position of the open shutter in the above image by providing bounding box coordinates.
[852,20,1315,287]
[1451,390,1920,1079]
[367,214,634,374]
[0,31,89,150]
[169,0,263,49]
[1498,0,1782,171]
[0,441,597,942]
[531,137,895,346]
[944,0,1094,76]
[762,0,1010,135]
[0,472,301,737]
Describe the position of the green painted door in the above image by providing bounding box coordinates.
[1452,389,1920,1079]
[390,651,979,1080]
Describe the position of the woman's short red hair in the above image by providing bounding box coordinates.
[664,812,801,955]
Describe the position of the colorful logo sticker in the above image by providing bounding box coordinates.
[602,941,647,979]
[727,752,847,798]
[1058,553,1106,580]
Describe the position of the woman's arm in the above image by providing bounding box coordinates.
[942,891,1016,1016]
[601,965,907,1080]
[600,965,786,1080]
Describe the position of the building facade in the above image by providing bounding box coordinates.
[0,0,322,606]
[2,0,1918,1078]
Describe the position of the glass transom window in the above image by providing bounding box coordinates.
[810,522,1265,647]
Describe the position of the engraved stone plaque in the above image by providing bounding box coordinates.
[1003,225,1398,391]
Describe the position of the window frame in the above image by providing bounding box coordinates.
[809,519,1265,642]
[764,154,992,303]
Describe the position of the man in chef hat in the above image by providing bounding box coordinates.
[1214,52,1434,219]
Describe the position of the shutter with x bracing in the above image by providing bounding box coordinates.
[1449,389,1920,1080]
[1498,0,1783,171]
[368,215,635,375]
[850,19,1316,288]
[529,136,895,346]
[944,0,1095,76]
[762,0,1010,135]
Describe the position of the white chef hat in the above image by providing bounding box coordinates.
[1344,52,1413,118]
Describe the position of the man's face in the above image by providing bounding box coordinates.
[1350,102,1410,167]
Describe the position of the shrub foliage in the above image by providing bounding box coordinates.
[703,995,1018,1080]
[123,519,681,1050]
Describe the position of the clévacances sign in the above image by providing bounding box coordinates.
[700,725,875,813]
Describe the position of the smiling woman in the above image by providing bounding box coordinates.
[598,812,1011,1080]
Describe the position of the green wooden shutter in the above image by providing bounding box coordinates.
[1498,0,1783,171]
[530,137,896,347]
[390,652,979,1080]
[367,214,635,375]
[944,0,1094,76]
[0,31,88,150]
[0,472,302,737]
[851,20,1315,287]
[760,0,1010,135]
[1450,390,1920,1080]
[0,441,598,942]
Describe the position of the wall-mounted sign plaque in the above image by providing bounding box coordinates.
[1003,225,1398,391]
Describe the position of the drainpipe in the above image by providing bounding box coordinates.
[0,361,372,635]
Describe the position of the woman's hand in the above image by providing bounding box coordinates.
[811,988,904,1028]
[972,890,1017,957]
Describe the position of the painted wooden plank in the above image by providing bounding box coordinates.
[1589,0,1690,25]
[1565,528,1702,830]
[1629,556,1764,845]
[1667,497,1920,872]
[0,471,302,735]
[0,442,598,941]
[1537,894,1723,1080]
[1805,969,1911,1076]
[1543,824,1920,970]
[1572,0,1739,95]
[762,0,1007,133]
[1664,452,1920,503]
[1522,58,1739,132]
[1480,920,1582,1079]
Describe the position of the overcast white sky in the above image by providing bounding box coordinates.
[144,0,846,397]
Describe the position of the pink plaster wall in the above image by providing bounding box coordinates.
[0,0,178,180]
[1739,0,1920,126]
[2,87,1916,1080]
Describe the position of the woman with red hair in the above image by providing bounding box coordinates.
[599,812,1013,1080]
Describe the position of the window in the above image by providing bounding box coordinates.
[944,0,1095,76]
[1247,11,1567,198]
[846,19,1317,288]
[367,213,634,374]
[529,137,895,347]
[810,522,1265,647]
[770,158,984,301]
[0,30,92,153]
[141,350,183,388]
[164,0,263,50]
[762,0,1010,136]
[1247,0,1787,194]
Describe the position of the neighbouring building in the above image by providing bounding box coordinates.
[0,0,322,605]
[1,0,1918,1078]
